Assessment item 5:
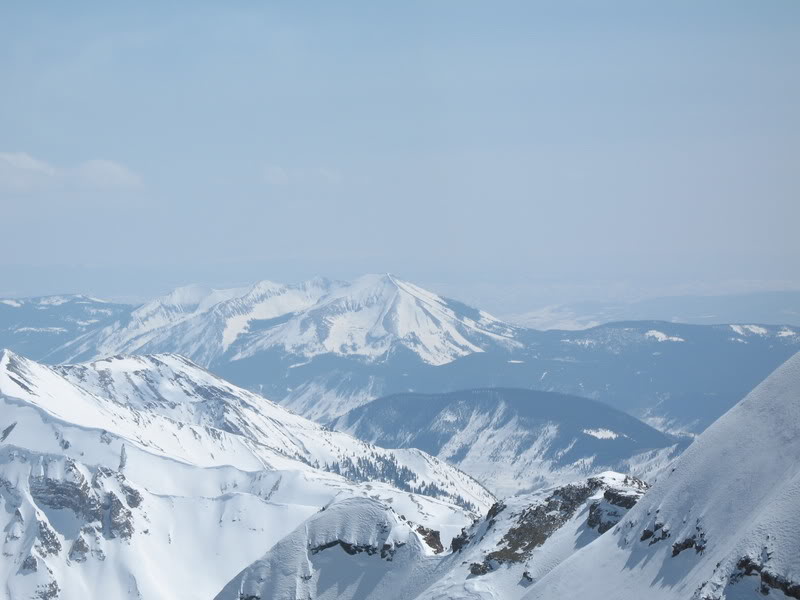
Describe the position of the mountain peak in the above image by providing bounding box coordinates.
[229,274,520,369]
[0,347,15,367]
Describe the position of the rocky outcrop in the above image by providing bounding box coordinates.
[588,476,649,534]
[730,556,800,599]
[106,492,135,540]
[469,474,648,576]
[309,538,404,560]
[671,524,707,557]
[68,535,90,563]
[36,520,62,556]
[640,522,670,545]
[415,525,443,554]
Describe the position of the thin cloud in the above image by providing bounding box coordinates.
[74,159,142,188]
[0,152,142,192]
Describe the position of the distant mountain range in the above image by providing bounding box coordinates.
[2,274,798,434]
[507,289,800,330]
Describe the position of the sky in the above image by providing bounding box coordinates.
[1,1,798,311]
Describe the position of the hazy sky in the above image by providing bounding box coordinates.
[1,2,798,309]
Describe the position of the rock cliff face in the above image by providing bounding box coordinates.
[0,450,144,599]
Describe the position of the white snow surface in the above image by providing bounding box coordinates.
[232,274,520,366]
[645,329,686,342]
[523,351,800,600]
[216,472,649,600]
[582,428,620,439]
[55,274,520,367]
[55,278,334,366]
[0,349,493,600]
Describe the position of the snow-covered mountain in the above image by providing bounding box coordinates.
[215,472,649,600]
[49,278,335,366]
[50,274,519,367]
[521,351,800,599]
[0,349,494,599]
[228,273,521,365]
[507,290,800,330]
[0,295,130,362]
[5,277,799,430]
[216,351,800,600]
[332,388,686,496]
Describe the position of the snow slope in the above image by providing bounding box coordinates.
[52,274,519,368]
[229,273,521,366]
[51,278,334,365]
[215,472,649,600]
[332,388,686,497]
[522,351,800,600]
[50,352,492,511]
[0,350,493,600]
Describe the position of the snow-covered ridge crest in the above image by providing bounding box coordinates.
[0,348,492,599]
[1,349,494,512]
[215,472,650,600]
[53,274,520,367]
[53,277,337,365]
[233,273,521,366]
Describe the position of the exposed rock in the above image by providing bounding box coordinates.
[466,475,648,577]
[469,561,492,576]
[416,525,444,554]
[641,522,670,545]
[309,539,404,561]
[30,469,102,523]
[588,481,649,534]
[20,554,38,573]
[451,527,471,553]
[36,520,62,556]
[483,479,602,565]
[69,535,90,563]
[485,501,506,523]
[0,421,16,442]
[106,492,134,540]
[732,556,800,599]
[672,527,707,557]
[122,483,143,508]
[522,570,534,583]
[35,581,60,600]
